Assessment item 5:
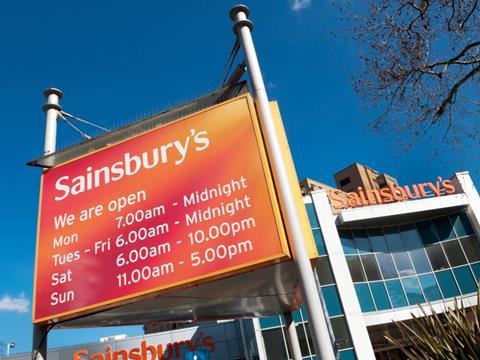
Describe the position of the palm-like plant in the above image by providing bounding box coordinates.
[385,290,480,360]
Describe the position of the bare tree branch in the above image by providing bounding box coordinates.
[436,64,480,117]
[340,0,480,152]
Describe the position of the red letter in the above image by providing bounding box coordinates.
[418,183,428,197]
[141,341,156,360]
[173,341,185,358]
[443,179,456,194]
[329,190,347,209]
[347,192,361,207]
[202,336,215,352]
[113,350,128,360]
[366,189,381,204]
[379,188,393,203]
[160,344,173,360]
[388,183,406,201]
[74,350,88,360]
[129,348,141,360]
[426,182,440,196]
[357,187,369,206]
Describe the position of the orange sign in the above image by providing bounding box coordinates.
[329,178,456,209]
[33,95,291,323]
[74,334,215,360]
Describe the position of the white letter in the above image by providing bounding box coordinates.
[194,130,210,151]
[173,136,190,165]
[55,176,70,201]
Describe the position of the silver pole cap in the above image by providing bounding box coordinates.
[229,4,250,20]
[43,88,64,100]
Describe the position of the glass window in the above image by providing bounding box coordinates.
[401,277,425,305]
[435,270,460,299]
[304,325,314,354]
[368,228,389,252]
[316,257,334,285]
[296,325,311,357]
[339,177,351,187]
[330,316,353,349]
[370,282,392,310]
[259,316,281,329]
[425,243,449,270]
[452,266,477,295]
[391,252,415,277]
[354,284,376,312]
[408,248,432,274]
[346,256,366,282]
[450,213,474,237]
[385,227,415,276]
[322,285,343,317]
[432,216,456,241]
[263,328,288,360]
[361,254,382,281]
[459,236,480,263]
[416,220,439,245]
[384,227,404,252]
[471,263,480,282]
[292,310,302,323]
[300,305,309,321]
[399,224,423,250]
[313,229,326,256]
[339,230,357,255]
[305,203,319,228]
[418,274,442,301]
[227,339,242,358]
[442,240,467,267]
[399,224,432,274]
[376,253,398,279]
[385,279,408,308]
[353,229,372,253]
[339,349,357,360]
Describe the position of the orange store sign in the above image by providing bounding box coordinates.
[73,334,215,360]
[33,94,291,323]
[329,178,457,209]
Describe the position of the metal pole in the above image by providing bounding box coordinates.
[32,326,48,360]
[32,87,63,360]
[284,314,303,360]
[229,6,335,359]
[42,88,63,155]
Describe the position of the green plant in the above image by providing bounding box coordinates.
[385,289,480,360]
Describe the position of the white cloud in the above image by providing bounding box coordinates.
[291,0,312,11]
[0,293,30,313]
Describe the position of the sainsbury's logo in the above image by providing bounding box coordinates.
[328,177,457,209]
[73,332,215,360]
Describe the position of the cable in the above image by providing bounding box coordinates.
[217,39,241,89]
[222,40,241,86]
[60,110,111,132]
[57,111,92,140]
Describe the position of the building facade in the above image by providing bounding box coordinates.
[6,168,480,360]
[333,163,397,193]
[255,171,480,359]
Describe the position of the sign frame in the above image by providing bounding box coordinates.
[33,94,293,324]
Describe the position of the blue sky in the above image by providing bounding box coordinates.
[0,0,478,354]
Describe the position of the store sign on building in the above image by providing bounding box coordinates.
[74,332,215,360]
[329,177,457,210]
[33,95,293,323]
